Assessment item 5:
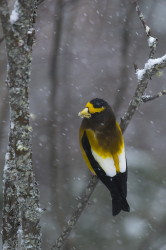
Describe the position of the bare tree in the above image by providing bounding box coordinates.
[0,0,42,249]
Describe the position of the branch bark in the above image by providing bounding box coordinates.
[120,54,166,132]
[50,2,166,249]
[142,90,166,103]
[134,0,158,59]
[0,0,42,249]
[50,175,98,250]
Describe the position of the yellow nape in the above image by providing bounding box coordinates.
[86,102,105,114]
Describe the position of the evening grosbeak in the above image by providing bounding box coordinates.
[78,98,130,216]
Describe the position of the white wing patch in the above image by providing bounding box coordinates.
[91,150,116,177]
[91,148,126,177]
[119,148,126,173]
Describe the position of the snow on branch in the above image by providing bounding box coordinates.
[120,2,166,133]
[135,55,166,80]
[120,53,166,132]
[10,0,19,24]
[142,90,166,103]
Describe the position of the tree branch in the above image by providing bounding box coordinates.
[134,0,158,59]
[142,90,166,103]
[51,175,98,250]
[50,2,166,249]
[120,54,166,133]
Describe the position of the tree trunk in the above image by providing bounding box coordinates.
[0,0,42,249]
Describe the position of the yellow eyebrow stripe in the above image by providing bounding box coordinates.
[86,102,105,113]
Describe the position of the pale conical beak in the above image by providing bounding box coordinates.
[78,107,91,118]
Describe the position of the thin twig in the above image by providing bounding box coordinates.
[51,175,98,250]
[135,0,158,58]
[142,90,166,103]
[121,54,166,132]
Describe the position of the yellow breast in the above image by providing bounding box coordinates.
[79,121,126,175]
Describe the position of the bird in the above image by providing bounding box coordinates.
[78,98,130,216]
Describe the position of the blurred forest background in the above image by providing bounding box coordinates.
[0,0,166,249]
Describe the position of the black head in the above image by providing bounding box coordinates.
[90,98,109,109]
[78,98,111,119]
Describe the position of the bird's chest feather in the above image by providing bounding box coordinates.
[85,125,123,157]
[85,125,126,176]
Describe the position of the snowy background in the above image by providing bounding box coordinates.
[0,0,166,249]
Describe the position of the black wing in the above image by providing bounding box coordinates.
[82,131,130,216]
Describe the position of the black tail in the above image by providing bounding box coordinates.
[97,170,130,216]
[112,196,130,216]
[94,168,130,216]
[110,172,130,216]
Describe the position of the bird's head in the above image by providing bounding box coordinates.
[78,98,109,119]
